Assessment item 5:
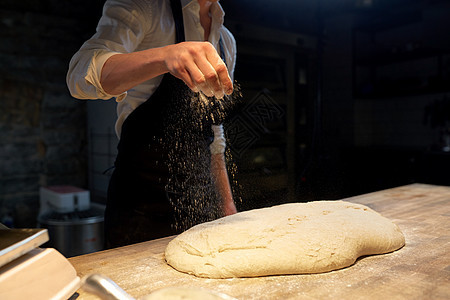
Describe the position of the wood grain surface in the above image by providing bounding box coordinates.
[68,184,450,299]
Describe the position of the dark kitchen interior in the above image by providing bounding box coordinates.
[1,0,449,251]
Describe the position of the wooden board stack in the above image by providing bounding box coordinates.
[0,228,80,300]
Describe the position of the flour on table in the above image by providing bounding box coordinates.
[142,287,236,300]
[164,201,405,278]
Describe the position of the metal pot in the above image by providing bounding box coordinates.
[38,206,104,257]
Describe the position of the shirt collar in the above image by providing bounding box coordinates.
[210,1,225,24]
[181,0,225,23]
[181,0,192,7]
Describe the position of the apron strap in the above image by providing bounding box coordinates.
[169,0,185,43]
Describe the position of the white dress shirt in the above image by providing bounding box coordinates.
[66,0,236,147]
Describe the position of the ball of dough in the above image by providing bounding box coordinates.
[165,201,405,278]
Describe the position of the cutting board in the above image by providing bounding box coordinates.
[69,184,450,299]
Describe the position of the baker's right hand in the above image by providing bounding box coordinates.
[164,41,233,99]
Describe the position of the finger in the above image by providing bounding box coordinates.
[180,56,215,97]
[195,56,223,97]
[205,51,233,95]
[177,60,204,93]
[198,80,214,97]
[179,69,198,92]
[216,62,233,95]
[183,63,214,97]
[214,87,224,100]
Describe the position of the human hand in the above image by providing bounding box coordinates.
[164,41,233,99]
[223,200,237,216]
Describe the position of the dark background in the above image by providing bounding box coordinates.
[1,0,449,227]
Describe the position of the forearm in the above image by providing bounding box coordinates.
[101,41,233,97]
[211,153,237,216]
[100,47,168,95]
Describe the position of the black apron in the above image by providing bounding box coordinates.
[104,0,228,249]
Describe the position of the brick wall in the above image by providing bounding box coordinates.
[0,0,104,227]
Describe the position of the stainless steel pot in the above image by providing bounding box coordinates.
[38,206,104,257]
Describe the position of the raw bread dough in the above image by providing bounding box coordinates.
[165,201,405,278]
[142,287,237,300]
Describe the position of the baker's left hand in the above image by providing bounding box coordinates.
[224,201,237,216]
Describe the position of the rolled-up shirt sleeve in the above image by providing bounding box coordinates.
[66,0,150,101]
[210,124,227,155]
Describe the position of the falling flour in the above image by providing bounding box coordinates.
[163,83,242,231]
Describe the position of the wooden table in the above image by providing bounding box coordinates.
[69,184,450,299]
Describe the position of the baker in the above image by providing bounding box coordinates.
[66,0,238,248]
